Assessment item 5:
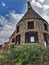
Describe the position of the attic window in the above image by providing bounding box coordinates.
[44,23,48,31]
[12,38,15,43]
[17,26,19,33]
[28,21,34,29]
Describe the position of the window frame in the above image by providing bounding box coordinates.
[28,21,34,29]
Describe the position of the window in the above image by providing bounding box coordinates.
[44,23,48,31]
[17,26,19,33]
[12,38,15,43]
[48,35,49,43]
[28,21,34,29]
[25,32,38,43]
[0,45,2,47]
[43,33,48,44]
[16,35,21,44]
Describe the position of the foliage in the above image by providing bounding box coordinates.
[0,45,49,65]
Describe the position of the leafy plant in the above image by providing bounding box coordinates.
[0,45,49,65]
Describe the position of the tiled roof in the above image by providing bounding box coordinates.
[18,1,47,23]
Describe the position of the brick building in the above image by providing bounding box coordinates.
[9,1,49,48]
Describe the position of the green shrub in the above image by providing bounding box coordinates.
[0,45,49,65]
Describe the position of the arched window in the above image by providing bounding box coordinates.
[25,32,38,43]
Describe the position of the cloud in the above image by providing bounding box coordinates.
[9,11,24,23]
[38,0,45,3]
[42,12,49,23]
[43,5,49,10]
[31,0,43,8]
[31,0,49,10]
[0,11,24,45]
[31,0,49,23]
[2,2,6,7]
[35,2,42,8]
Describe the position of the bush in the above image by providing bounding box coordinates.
[1,45,49,65]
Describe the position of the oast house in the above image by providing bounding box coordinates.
[9,1,49,48]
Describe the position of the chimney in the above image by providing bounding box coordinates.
[28,1,32,10]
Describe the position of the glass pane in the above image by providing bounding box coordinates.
[30,37,34,42]
[44,41,47,48]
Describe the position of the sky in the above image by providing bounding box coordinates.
[0,0,49,45]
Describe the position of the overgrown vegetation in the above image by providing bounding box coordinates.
[0,45,49,65]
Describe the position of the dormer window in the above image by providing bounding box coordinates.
[44,23,48,31]
[17,26,19,33]
[28,21,34,29]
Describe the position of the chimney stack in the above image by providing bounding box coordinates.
[28,1,32,10]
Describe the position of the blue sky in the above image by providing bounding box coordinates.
[0,0,49,44]
[0,0,27,16]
